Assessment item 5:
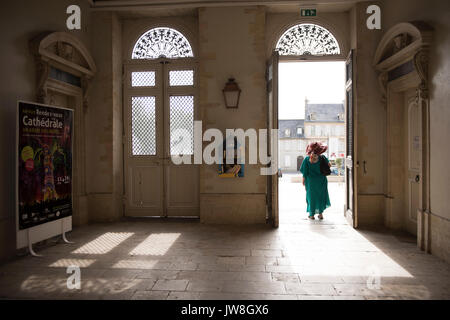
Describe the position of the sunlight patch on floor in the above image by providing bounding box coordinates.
[48,258,96,268]
[129,233,181,256]
[112,259,159,269]
[72,232,134,254]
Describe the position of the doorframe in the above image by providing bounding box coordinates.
[272,54,353,227]
[344,49,357,228]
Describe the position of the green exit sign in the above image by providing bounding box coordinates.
[301,9,317,17]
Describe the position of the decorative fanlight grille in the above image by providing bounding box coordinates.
[132,27,194,59]
[276,24,340,56]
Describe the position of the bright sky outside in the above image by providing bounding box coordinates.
[279,61,346,120]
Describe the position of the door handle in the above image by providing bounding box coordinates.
[415,175,420,183]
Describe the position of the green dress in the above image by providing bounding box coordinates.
[300,155,331,216]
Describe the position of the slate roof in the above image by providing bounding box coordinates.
[279,119,304,138]
[305,103,344,122]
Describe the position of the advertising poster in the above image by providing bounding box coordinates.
[218,136,245,178]
[17,101,73,230]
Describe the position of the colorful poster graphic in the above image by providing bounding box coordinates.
[17,102,73,230]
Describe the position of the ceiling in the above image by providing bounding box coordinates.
[90,0,361,14]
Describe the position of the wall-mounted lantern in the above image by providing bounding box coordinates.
[222,78,241,108]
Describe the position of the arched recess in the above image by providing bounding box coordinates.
[30,32,97,226]
[266,18,350,229]
[373,21,433,251]
[122,24,199,219]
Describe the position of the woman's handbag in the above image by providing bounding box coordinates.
[320,155,331,176]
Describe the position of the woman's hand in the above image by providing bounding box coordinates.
[302,177,305,186]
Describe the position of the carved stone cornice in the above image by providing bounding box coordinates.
[30,32,96,107]
[374,21,432,99]
[414,49,429,102]
[81,76,90,110]
[414,49,429,82]
[57,41,74,62]
[378,72,388,103]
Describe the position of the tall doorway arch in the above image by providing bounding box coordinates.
[267,22,355,228]
[123,27,199,218]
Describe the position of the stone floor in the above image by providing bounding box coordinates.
[0,176,449,300]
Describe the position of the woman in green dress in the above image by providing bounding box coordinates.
[300,142,331,220]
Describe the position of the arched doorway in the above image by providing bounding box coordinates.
[123,27,199,218]
[267,22,354,228]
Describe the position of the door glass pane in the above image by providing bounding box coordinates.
[131,96,156,155]
[131,71,155,87]
[170,96,194,155]
[169,70,194,86]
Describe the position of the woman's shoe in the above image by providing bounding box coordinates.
[308,216,315,220]
[318,214,323,220]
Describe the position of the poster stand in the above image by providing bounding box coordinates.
[61,219,74,244]
[25,219,75,257]
[16,101,75,257]
[27,228,42,257]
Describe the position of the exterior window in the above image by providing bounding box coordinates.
[297,127,303,135]
[131,71,155,87]
[285,155,291,167]
[170,96,194,155]
[131,96,156,156]
[285,129,290,136]
[169,70,194,86]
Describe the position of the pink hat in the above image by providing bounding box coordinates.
[306,142,328,155]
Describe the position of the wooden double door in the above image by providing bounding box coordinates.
[123,59,199,217]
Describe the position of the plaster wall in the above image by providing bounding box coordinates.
[198,7,267,223]
[87,12,123,222]
[0,0,91,262]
